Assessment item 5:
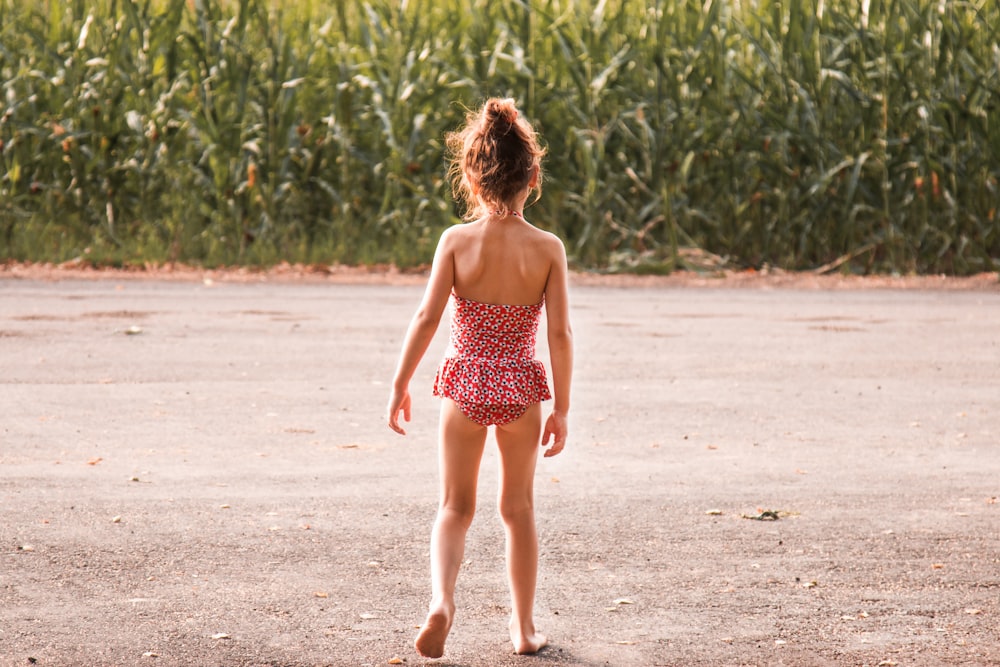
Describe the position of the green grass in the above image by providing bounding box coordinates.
[1,0,997,274]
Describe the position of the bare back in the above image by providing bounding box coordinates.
[447,216,560,306]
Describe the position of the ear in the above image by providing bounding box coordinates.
[528,164,539,189]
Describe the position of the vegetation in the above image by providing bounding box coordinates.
[1,0,998,273]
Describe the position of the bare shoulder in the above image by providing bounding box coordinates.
[438,223,462,242]
[444,220,488,241]
[526,224,567,256]
[436,222,471,250]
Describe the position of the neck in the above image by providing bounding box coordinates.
[491,209,523,219]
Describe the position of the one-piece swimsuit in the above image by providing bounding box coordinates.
[432,291,551,426]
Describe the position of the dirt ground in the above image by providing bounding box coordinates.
[1,265,998,667]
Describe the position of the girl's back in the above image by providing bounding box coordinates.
[448,215,561,306]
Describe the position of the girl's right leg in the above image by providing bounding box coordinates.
[415,398,488,659]
[495,403,547,654]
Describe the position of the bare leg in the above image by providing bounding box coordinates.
[415,399,488,659]
[495,403,548,654]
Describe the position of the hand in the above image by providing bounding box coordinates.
[387,387,411,435]
[540,411,567,457]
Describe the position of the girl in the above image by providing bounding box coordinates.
[387,97,573,658]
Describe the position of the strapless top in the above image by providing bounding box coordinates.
[432,292,551,405]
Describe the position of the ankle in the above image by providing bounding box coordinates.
[429,597,455,615]
[509,615,535,636]
[509,619,548,654]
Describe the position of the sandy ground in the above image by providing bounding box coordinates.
[1,267,999,667]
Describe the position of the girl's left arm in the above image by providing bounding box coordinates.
[387,229,456,434]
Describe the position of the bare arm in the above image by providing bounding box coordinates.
[387,229,456,434]
[541,237,573,456]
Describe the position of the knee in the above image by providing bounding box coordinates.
[440,499,477,529]
[498,495,534,525]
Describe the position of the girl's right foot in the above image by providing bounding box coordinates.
[415,604,454,659]
[510,620,548,654]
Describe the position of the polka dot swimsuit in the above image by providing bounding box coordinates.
[433,292,551,426]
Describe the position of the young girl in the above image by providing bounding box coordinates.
[387,97,573,658]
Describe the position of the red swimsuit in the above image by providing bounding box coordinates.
[433,292,551,426]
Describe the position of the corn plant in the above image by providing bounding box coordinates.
[1,0,997,273]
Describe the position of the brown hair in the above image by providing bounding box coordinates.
[446,98,546,220]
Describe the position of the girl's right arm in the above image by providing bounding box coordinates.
[387,229,456,435]
[541,236,573,456]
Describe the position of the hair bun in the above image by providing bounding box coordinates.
[485,98,519,131]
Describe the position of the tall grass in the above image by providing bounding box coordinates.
[1,0,997,273]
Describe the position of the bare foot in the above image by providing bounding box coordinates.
[510,622,548,654]
[415,606,453,659]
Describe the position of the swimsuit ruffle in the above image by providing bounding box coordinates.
[433,357,551,405]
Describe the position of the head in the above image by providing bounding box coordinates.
[446,98,545,220]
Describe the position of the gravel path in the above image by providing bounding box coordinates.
[2,274,998,666]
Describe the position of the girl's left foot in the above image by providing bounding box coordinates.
[415,605,453,659]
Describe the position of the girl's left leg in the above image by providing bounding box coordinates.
[415,399,488,659]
